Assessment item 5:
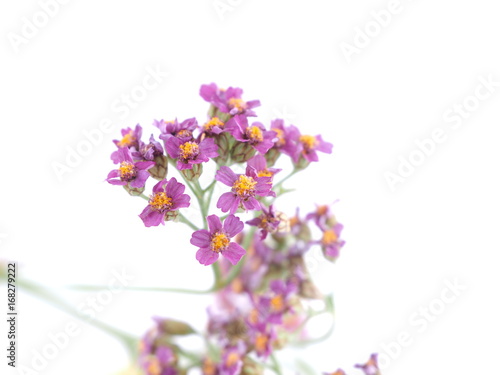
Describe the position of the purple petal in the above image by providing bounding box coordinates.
[190,230,211,247]
[196,248,219,266]
[215,166,238,186]
[129,170,150,188]
[222,242,246,265]
[135,161,155,170]
[165,177,185,198]
[171,194,191,209]
[206,215,223,233]
[198,138,219,158]
[165,137,181,159]
[223,215,244,237]
[139,207,164,227]
[217,192,239,214]
[152,179,168,193]
[242,197,261,211]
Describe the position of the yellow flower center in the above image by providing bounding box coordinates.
[317,205,328,216]
[322,229,338,245]
[246,126,263,142]
[255,333,268,353]
[149,192,173,212]
[179,141,199,160]
[117,131,135,147]
[270,295,285,312]
[203,358,217,375]
[204,117,224,131]
[299,135,318,150]
[272,128,285,147]
[147,358,161,375]
[232,175,257,197]
[257,169,272,177]
[228,98,247,112]
[248,308,260,325]
[211,232,230,253]
[176,129,192,139]
[119,161,136,180]
[225,352,240,368]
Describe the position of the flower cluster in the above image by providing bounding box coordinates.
[106,83,379,375]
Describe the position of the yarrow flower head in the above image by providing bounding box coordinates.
[226,115,276,154]
[202,116,226,136]
[190,215,246,266]
[200,83,261,117]
[139,178,191,227]
[246,204,288,240]
[355,353,381,375]
[246,154,281,181]
[215,166,275,214]
[269,119,301,161]
[106,147,154,188]
[111,124,143,163]
[297,133,333,163]
[134,134,164,161]
[165,137,218,170]
[155,117,197,142]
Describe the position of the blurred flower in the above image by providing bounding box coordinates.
[355,353,381,375]
[191,215,246,266]
[246,205,287,240]
[297,134,333,163]
[139,178,191,227]
[219,346,244,375]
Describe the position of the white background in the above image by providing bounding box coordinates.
[1,0,500,374]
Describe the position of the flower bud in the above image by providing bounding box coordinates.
[214,133,234,165]
[264,148,281,167]
[231,142,256,163]
[123,184,145,196]
[148,154,168,181]
[156,318,196,335]
[180,163,203,181]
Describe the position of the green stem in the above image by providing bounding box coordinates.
[211,263,223,289]
[270,353,284,375]
[273,169,299,191]
[67,284,213,295]
[178,213,199,231]
[18,278,138,356]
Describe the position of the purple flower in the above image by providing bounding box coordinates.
[250,325,276,359]
[165,137,218,170]
[355,354,381,375]
[246,205,284,240]
[219,346,244,375]
[318,222,345,260]
[226,115,276,154]
[257,279,297,324]
[155,118,197,142]
[269,119,301,160]
[202,117,226,136]
[247,154,281,180]
[297,134,333,163]
[139,320,179,375]
[133,134,164,161]
[200,83,260,116]
[139,178,191,227]
[324,370,346,375]
[106,148,154,188]
[215,166,274,215]
[190,215,246,266]
[111,124,143,163]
